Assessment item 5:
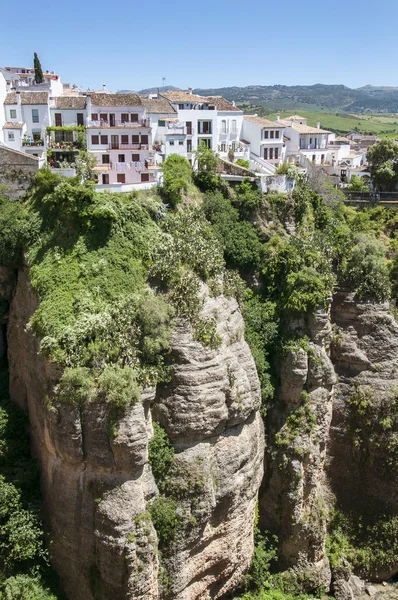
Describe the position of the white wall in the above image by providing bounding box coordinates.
[0,73,6,145]
[50,108,87,126]
[3,128,24,152]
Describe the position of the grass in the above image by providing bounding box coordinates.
[243,108,398,137]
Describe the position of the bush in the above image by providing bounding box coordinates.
[0,575,57,600]
[161,155,192,208]
[56,367,95,406]
[98,365,140,408]
[149,496,179,548]
[342,233,390,301]
[235,158,250,169]
[148,423,175,492]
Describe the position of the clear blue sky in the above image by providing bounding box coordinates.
[1,0,397,92]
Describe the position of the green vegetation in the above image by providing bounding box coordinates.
[161,154,192,208]
[235,158,250,169]
[258,110,398,137]
[367,139,398,191]
[33,53,44,85]
[0,369,62,599]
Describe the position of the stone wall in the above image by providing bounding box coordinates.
[0,146,39,200]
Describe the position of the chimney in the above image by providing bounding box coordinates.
[188,86,192,95]
[16,91,22,121]
[103,84,107,91]
[232,101,236,107]
[86,94,92,123]
[290,119,294,127]
[317,122,321,129]
[276,113,280,121]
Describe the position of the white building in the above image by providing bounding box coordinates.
[3,91,50,159]
[277,115,332,166]
[86,93,158,188]
[161,90,244,164]
[140,96,177,156]
[241,115,286,171]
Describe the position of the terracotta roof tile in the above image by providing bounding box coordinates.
[54,96,86,109]
[244,115,285,128]
[205,96,240,112]
[4,92,49,105]
[88,93,143,107]
[140,97,176,114]
[162,90,207,103]
[3,122,24,129]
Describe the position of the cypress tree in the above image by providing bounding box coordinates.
[33,52,44,84]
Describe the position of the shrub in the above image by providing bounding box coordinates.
[161,155,192,208]
[56,367,95,407]
[149,496,179,548]
[342,233,390,301]
[235,158,250,169]
[98,365,140,408]
[0,575,57,600]
[148,423,175,492]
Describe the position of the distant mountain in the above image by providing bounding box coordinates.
[137,85,181,95]
[117,89,138,94]
[191,84,398,113]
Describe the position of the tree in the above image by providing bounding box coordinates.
[193,143,219,191]
[161,154,192,208]
[347,175,369,192]
[33,53,44,84]
[367,139,398,191]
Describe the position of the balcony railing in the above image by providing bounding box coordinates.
[49,141,80,151]
[22,139,44,147]
[108,143,149,151]
[87,119,150,129]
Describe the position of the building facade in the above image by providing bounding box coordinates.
[242,115,286,167]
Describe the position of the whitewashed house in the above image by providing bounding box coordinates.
[277,115,332,166]
[86,93,159,189]
[241,115,286,171]
[3,91,50,160]
[161,90,244,164]
[141,96,177,159]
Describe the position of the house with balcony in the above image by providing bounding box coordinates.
[241,115,286,172]
[277,115,332,166]
[86,93,158,188]
[161,90,243,164]
[141,96,176,155]
[3,91,50,160]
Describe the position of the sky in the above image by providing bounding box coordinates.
[1,0,397,92]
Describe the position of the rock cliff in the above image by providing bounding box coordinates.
[6,268,264,600]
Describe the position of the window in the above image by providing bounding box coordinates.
[275,130,280,139]
[220,142,226,152]
[32,130,41,141]
[179,140,184,146]
[8,132,14,141]
[100,113,108,121]
[264,148,268,160]
[91,135,99,145]
[121,135,129,145]
[77,113,84,126]
[158,120,165,127]
[221,120,227,134]
[131,113,138,122]
[269,148,274,159]
[263,130,269,139]
[55,113,62,127]
[141,173,150,182]
[178,104,184,110]
[200,138,212,148]
[118,154,125,163]
[91,113,98,121]
[270,130,274,139]
[102,155,110,164]
[186,121,192,135]
[55,130,73,142]
[32,109,39,123]
[232,120,237,133]
[132,153,140,162]
[187,139,192,152]
[312,155,316,163]
[102,174,109,184]
[141,134,149,145]
[321,154,325,164]
[100,135,108,145]
[121,113,129,123]
[132,135,139,144]
[117,174,125,183]
[169,140,175,146]
[274,148,279,159]
[198,121,212,134]
[10,109,16,119]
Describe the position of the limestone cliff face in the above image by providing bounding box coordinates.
[260,305,335,591]
[7,269,264,600]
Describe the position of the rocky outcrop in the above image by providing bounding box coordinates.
[7,270,264,600]
[260,305,336,592]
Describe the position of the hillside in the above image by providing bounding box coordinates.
[192,83,398,113]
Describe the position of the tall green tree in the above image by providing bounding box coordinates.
[33,53,44,84]
[367,139,398,191]
[161,154,192,208]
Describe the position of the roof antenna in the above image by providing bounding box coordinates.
[162,76,166,89]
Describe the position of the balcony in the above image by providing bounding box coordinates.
[49,141,80,151]
[108,143,149,151]
[87,119,150,129]
[22,138,44,147]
